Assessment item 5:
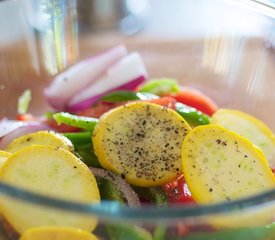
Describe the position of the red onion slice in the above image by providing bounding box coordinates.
[0,119,24,138]
[67,52,148,111]
[44,45,127,110]
[90,167,141,207]
[0,121,50,149]
[67,76,145,112]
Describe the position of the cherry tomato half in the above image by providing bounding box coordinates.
[163,175,194,204]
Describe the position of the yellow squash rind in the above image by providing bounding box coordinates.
[4,131,74,153]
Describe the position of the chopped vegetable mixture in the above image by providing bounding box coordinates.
[1,45,275,240]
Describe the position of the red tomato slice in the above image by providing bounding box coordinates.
[163,175,194,204]
[147,96,177,110]
[16,114,36,122]
[166,87,218,116]
[44,119,80,133]
[77,102,124,118]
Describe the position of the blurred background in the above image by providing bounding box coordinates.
[0,0,274,129]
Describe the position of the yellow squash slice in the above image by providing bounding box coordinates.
[0,145,100,234]
[93,102,191,187]
[182,125,275,204]
[4,131,74,153]
[20,227,99,240]
[0,150,11,169]
[211,109,275,168]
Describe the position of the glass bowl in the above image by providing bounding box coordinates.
[0,0,275,239]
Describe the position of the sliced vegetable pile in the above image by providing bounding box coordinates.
[0,45,275,239]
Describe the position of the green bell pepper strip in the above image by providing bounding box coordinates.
[74,143,101,167]
[100,90,159,103]
[133,187,167,240]
[106,224,153,240]
[132,187,167,206]
[175,102,210,126]
[96,181,153,239]
[100,181,153,240]
[96,178,125,203]
[139,78,180,96]
[150,188,167,240]
[63,132,101,167]
[63,132,92,145]
[176,223,275,240]
[53,112,98,130]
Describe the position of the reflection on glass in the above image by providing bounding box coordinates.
[246,48,267,98]
[26,0,79,75]
[202,36,243,76]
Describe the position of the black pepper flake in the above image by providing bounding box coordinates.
[244,155,248,158]
[73,166,77,169]
[26,137,32,142]
[209,188,213,192]
[216,139,221,144]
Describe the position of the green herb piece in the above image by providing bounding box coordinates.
[101,91,141,102]
[139,78,180,96]
[100,90,159,103]
[17,89,32,114]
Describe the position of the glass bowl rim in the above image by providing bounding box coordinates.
[1,181,275,220]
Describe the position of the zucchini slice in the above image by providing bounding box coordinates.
[20,227,99,240]
[211,109,275,168]
[0,145,100,234]
[93,102,191,187]
[182,125,275,204]
[4,131,74,153]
